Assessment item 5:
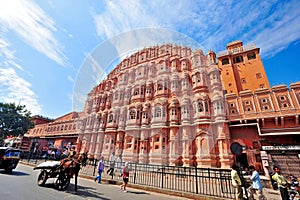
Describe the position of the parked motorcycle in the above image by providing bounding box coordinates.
[288,175,300,200]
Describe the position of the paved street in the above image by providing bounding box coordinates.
[0,164,190,200]
[10,163,281,200]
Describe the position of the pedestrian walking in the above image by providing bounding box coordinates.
[231,164,243,200]
[28,144,38,161]
[94,156,105,184]
[116,155,122,177]
[120,162,129,193]
[272,165,289,200]
[248,165,266,200]
[107,152,115,176]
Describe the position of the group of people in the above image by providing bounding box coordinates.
[93,154,295,198]
[231,164,293,200]
[231,164,266,200]
[94,152,130,193]
[40,145,75,161]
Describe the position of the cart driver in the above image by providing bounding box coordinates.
[59,147,76,170]
[68,149,76,159]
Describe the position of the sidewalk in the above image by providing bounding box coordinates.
[20,159,282,200]
[263,188,281,200]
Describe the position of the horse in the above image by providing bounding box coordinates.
[58,152,88,192]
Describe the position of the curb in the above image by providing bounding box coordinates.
[21,161,282,200]
[21,161,227,200]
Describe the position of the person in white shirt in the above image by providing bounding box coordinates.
[106,152,115,176]
[116,155,122,177]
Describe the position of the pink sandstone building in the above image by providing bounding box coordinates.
[25,41,300,177]
[77,44,231,168]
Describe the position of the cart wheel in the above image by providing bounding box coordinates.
[55,172,70,190]
[37,170,48,186]
[4,168,12,174]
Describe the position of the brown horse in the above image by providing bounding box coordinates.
[58,152,87,192]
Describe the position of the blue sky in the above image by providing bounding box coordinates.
[0,0,300,119]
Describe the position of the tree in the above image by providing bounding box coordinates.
[0,102,34,145]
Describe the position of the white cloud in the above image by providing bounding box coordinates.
[67,75,74,83]
[92,0,300,58]
[250,1,300,57]
[0,38,22,70]
[0,0,67,66]
[0,67,42,115]
[0,37,41,115]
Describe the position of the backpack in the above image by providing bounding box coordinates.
[272,181,278,190]
[270,173,278,190]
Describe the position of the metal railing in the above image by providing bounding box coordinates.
[21,155,235,199]
[81,160,235,199]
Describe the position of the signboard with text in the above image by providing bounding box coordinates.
[262,145,300,151]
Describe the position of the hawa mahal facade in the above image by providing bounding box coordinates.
[25,41,300,177]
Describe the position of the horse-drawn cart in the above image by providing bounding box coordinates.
[33,153,87,192]
[33,161,71,190]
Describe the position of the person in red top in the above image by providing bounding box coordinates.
[120,162,129,193]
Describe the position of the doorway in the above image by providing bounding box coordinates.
[236,153,249,170]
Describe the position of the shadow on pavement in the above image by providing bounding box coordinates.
[65,184,111,200]
[0,170,30,176]
[38,182,111,200]
[127,191,150,195]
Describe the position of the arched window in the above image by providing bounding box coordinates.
[233,55,243,63]
[108,114,113,123]
[129,110,136,119]
[182,106,189,114]
[114,93,119,100]
[205,102,209,112]
[142,112,148,119]
[171,108,177,115]
[157,83,163,90]
[247,52,256,60]
[155,107,161,117]
[198,102,204,112]
[222,58,229,65]
[146,88,152,94]
[134,89,139,95]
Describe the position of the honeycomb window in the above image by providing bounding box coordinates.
[262,98,267,103]
[280,96,286,100]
